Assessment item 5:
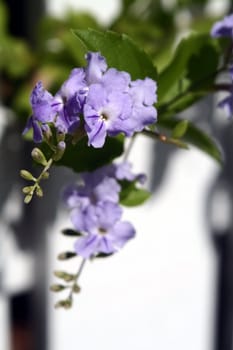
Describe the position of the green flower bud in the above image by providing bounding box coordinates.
[55,299,72,309]
[54,271,75,282]
[41,171,50,180]
[31,148,47,166]
[50,284,66,292]
[35,186,43,197]
[24,194,33,204]
[61,228,82,237]
[72,284,81,294]
[56,131,66,143]
[20,169,36,181]
[22,186,34,194]
[57,252,77,260]
[53,141,66,161]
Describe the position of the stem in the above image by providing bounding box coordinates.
[37,158,53,183]
[75,258,86,280]
[123,134,136,161]
[68,258,86,301]
[141,129,188,149]
[158,66,227,115]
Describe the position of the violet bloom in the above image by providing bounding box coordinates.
[23,81,56,142]
[211,13,233,39]
[73,202,135,258]
[217,66,233,118]
[218,94,233,118]
[115,161,146,184]
[63,161,146,210]
[53,68,87,134]
[84,84,132,147]
[83,52,157,148]
[125,78,157,135]
[85,52,107,85]
[63,175,120,210]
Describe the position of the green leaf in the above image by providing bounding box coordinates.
[158,90,206,119]
[158,118,223,164]
[73,28,157,80]
[56,135,124,172]
[0,0,7,37]
[171,120,189,138]
[120,180,151,207]
[158,33,220,105]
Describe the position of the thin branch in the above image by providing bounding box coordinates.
[141,129,188,149]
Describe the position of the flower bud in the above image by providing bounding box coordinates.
[56,131,66,143]
[24,194,33,204]
[55,299,72,309]
[50,284,66,292]
[61,228,82,236]
[54,271,75,282]
[72,284,81,294]
[20,169,36,181]
[31,148,47,166]
[35,186,43,197]
[53,141,66,161]
[41,171,50,180]
[42,124,52,141]
[22,186,34,194]
[57,252,77,260]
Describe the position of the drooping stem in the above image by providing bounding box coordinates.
[68,258,86,301]
[123,134,137,161]
[141,129,188,149]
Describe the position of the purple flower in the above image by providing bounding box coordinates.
[63,161,146,210]
[25,51,158,149]
[63,161,145,258]
[218,94,233,118]
[217,66,233,118]
[23,82,56,142]
[115,161,146,184]
[53,68,87,134]
[83,53,157,148]
[73,202,135,258]
[84,84,132,147]
[123,78,157,135]
[85,52,107,85]
[211,13,233,39]
[63,175,120,210]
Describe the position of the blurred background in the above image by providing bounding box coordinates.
[1,0,233,349]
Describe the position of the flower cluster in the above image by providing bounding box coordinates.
[211,14,233,118]
[24,52,157,148]
[63,162,146,258]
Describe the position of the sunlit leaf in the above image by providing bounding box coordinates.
[159,118,223,164]
[73,28,158,80]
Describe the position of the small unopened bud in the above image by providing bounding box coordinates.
[72,284,81,294]
[50,284,66,292]
[55,299,72,309]
[53,141,66,161]
[41,171,50,180]
[22,186,34,194]
[56,131,66,143]
[54,271,75,282]
[42,124,52,141]
[31,148,47,166]
[61,228,82,237]
[24,194,33,204]
[35,186,43,197]
[20,169,36,181]
[58,252,77,260]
